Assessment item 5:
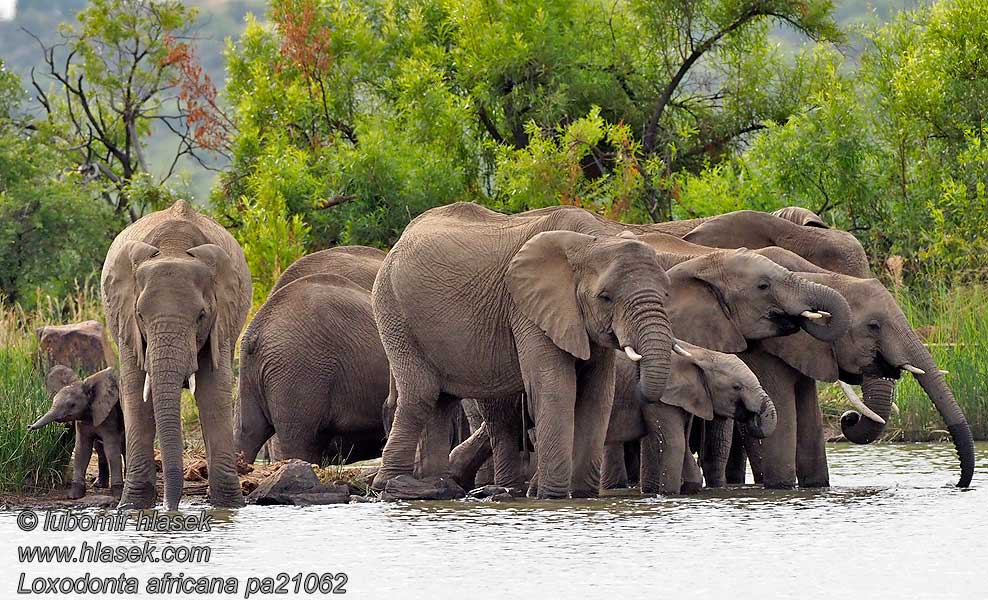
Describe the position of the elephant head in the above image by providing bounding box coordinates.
[30,366,119,430]
[507,231,674,400]
[771,206,829,228]
[760,273,975,487]
[663,249,852,353]
[103,231,241,510]
[646,341,777,438]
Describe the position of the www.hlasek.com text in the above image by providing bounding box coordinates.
[15,572,348,596]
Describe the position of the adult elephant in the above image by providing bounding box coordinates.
[237,272,389,465]
[372,202,676,499]
[102,200,250,510]
[740,271,976,488]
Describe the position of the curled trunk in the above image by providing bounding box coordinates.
[629,302,674,402]
[788,277,852,342]
[744,394,777,439]
[841,376,895,444]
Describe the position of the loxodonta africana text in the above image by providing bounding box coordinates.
[372,202,676,498]
[102,200,251,510]
[602,341,776,495]
[30,365,124,499]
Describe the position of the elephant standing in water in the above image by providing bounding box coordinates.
[236,247,389,466]
[102,200,251,510]
[373,203,677,499]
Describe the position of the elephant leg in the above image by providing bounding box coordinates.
[681,450,704,495]
[795,376,830,487]
[640,404,688,495]
[624,440,640,486]
[69,428,95,499]
[745,380,797,489]
[275,432,323,465]
[93,440,110,488]
[373,366,441,489]
[570,351,616,498]
[118,352,157,509]
[101,435,124,497]
[700,417,734,488]
[600,443,629,490]
[449,422,493,488]
[725,424,747,485]
[414,393,457,479]
[194,357,245,508]
[477,397,527,489]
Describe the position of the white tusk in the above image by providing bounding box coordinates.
[891,402,900,415]
[817,311,831,318]
[939,369,949,376]
[143,374,151,403]
[672,343,692,357]
[902,363,926,375]
[624,346,643,362]
[801,310,824,320]
[838,381,886,425]
[189,373,196,397]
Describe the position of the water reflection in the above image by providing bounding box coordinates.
[2,443,984,599]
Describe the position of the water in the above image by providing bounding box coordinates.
[2,443,985,599]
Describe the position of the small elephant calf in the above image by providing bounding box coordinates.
[30,366,125,499]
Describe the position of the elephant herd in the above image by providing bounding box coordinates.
[80,199,973,510]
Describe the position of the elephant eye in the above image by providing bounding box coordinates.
[197,309,207,322]
[733,383,743,391]
[867,320,881,332]
[597,291,613,303]
[757,281,770,290]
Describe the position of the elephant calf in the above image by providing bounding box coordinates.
[237,273,390,465]
[30,366,125,499]
[602,342,776,495]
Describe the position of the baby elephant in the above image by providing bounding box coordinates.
[30,366,125,499]
[604,341,777,495]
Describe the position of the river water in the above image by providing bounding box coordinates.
[2,442,985,599]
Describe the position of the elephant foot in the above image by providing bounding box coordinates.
[110,484,124,499]
[681,481,703,495]
[725,474,745,485]
[371,466,411,492]
[67,481,86,500]
[92,477,109,489]
[799,479,830,489]
[210,493,246,509]
[534,486,569,499]
[570,488,599,499]
[762,480,797,490]
[118,481,156,509]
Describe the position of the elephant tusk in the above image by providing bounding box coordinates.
[891,401,900,415]
[901,363,926,375]
[672,342,692,358]
[624,346,643,362]
[939,369,949,376]
[143,374,151,403]
[817,310,831,318]
[189,373,196,397]
[838,381,885,425]
[801,310,824,320]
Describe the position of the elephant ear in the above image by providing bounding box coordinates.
[45,365,79,397]
[759,332,839,381]
[661,356,714,420]
[507,230,593,361]
[82,368,119,428]
[665,257,746,353]
[103,241,160,370]
[771,206,829,228]
[187,244,241,370]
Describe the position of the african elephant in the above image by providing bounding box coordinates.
[29,366,124,499]
[738,272,976,488]
[372,202,676,499]
[237,272,389,465]
[474,243,850,492]
[101,199,250,510]
[602,341,776,495]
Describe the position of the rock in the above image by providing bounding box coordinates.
[54,494,118,509]
[381,475,466,501]
[247,459,350,505]
[35,320,115,373]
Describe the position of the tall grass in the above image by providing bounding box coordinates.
[892,283,988,440]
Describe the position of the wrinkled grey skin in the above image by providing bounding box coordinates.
[237,247,388,466]
[101,200,251,511]
[602,343,775,495]
[30,366,124,499]
[373,203,676,499]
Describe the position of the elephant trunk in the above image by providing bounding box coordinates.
[899,328,975,488]
[626,299,674,402]
[786,276,851,342]
[29,409,59,430]
[146,341,192,511]
[840,376,895,444]
[743,393,777,439]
